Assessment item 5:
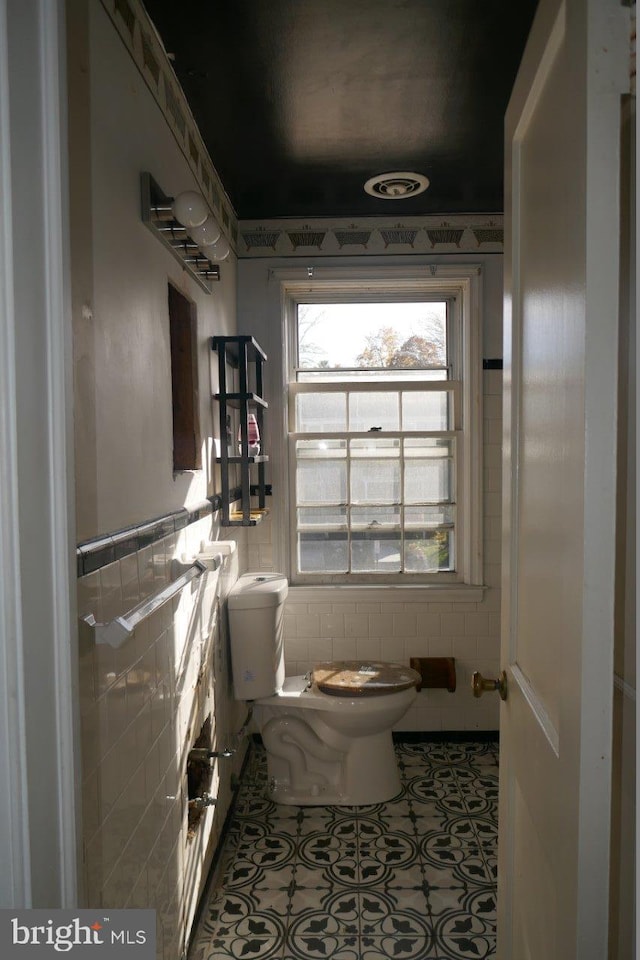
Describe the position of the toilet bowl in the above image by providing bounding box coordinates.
[227,573,421,805]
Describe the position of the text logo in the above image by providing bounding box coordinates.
[0,910,155,958]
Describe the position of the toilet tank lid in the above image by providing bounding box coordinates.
[228,572,289,609]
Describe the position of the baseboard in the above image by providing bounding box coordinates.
[253,730,499,745]
[393,730,499,743]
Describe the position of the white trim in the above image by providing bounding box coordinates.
[0,0,32,908]
[0,0,78,907]
[280,268,484,588]
[269,263,482,290]
[269,264,484,283]
[38,0,79,906]
[290,381,457,394]
[287,584,485,604]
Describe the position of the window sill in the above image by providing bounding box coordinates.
[287,583,486,603]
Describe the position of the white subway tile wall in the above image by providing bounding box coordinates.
[250,370,503,732]
[75,370,501,955]
[77,517,247,960]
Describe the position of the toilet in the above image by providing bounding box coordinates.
[227,572,421,805]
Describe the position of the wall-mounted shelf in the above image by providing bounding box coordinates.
[211,335,270,526]
[229,509,269,524]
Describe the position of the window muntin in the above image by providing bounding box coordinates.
[289,298,466,582]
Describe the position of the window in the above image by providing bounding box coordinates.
[284,272,482,586]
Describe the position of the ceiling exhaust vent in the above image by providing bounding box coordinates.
[364,172,430,200]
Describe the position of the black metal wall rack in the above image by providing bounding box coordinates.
[211,335,269,526]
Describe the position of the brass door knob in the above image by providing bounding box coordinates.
[472,670,507,701]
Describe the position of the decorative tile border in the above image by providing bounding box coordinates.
[100,0,239,252]
[76,482,258,576]
[238,215,504,258]
[76,498,217,577]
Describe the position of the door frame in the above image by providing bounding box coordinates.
[0,0,79,907]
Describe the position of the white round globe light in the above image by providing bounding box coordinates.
[190,214,222,247]
[209,236,230,261]
[172,190,208,227]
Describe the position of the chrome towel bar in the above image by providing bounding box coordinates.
[81,553,222,648]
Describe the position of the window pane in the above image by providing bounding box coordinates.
[297,302,447,371]
[351,459,400,504]
[404,437,454,458]
[405,505,455,528]
[297,460,347,505]
[404,530,454,572]
[298,533,348,573]
[296,438,346,459]
[404,438,454,503]
[402,391,451,430]
[296,393,346,431]
[404,458,453,504]
[351,505,401,528]
[297,506,347,529]
[351,534,401,573]
[349,392,399,431]
[350,437,400,458]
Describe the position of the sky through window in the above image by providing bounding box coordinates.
[297,302,447,369]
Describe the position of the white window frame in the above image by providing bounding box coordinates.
[281,266,484,588]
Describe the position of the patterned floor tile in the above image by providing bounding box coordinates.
[418,820,483,851]
[288,869,335,891]
[285,937,360,959]
[423,885,469,917]
[359,834,420,869]
[467,817,498,847]
[197,890,288,938]
[458,889,497,926]
[201,935,285,959]
[359,935,436,959]
[188,740,499,960]
[420,860,480,890]
[294,812,336,837]
[235,833,298,868]
[433,935,496,959]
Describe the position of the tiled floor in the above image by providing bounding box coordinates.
[189,739,499,960]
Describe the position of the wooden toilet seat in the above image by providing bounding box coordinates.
[311,660,421,697]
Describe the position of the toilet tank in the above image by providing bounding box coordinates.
[227,573,288,700]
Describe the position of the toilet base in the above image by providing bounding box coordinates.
[264,729,401,806]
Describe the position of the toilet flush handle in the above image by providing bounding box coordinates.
[472,670,507,701]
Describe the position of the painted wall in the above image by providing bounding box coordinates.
[68,4,246,958]
[70,0,237,542]
[237,252,504,731]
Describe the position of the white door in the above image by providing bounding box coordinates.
[497,0,630,957]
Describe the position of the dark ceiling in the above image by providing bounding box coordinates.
[142,0,538,220]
